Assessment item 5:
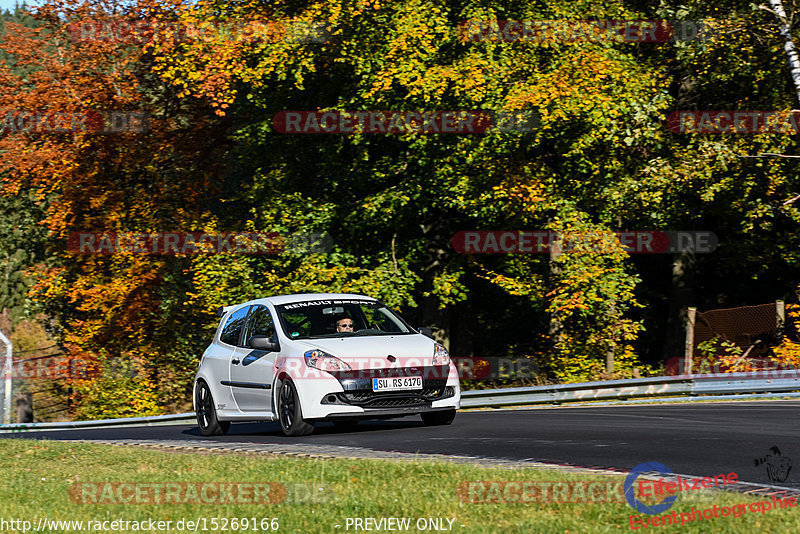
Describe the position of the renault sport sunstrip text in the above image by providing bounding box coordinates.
[193,293,461,436]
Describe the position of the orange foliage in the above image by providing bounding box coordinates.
[0,1,225,415]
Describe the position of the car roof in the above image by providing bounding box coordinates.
[252,293,377,306]
[218,293,380,318]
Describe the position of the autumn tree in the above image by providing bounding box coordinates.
[0,0,231,416]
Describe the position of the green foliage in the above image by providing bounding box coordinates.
[0,190,49,324]
[540,207,645,382]
[70,354,163,420]
[425,269,469,309]
[0,3,38,72]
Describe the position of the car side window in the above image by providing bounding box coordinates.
[243,305,276,347]
[219,306,250,346]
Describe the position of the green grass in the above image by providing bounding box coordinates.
[0,439,797,533]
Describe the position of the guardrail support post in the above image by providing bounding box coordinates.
[0,329,11,424]
[683,307,696,375]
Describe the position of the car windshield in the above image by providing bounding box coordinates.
[275,299,413,339]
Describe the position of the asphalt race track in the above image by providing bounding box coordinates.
[3,401,799,490]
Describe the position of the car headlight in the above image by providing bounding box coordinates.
[433,343,450,366]
[304,349,352,372]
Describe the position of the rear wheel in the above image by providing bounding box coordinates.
[421,409,456,426]
[195,381,230,436]
[277,379,315,436]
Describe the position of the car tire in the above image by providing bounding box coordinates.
[195,380,231,436]
[421,409,456,426]
[277,379,315,436]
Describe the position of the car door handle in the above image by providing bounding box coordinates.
[231,358,240,365]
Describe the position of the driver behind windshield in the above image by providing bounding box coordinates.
[336,317,355,333]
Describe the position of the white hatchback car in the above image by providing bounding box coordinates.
[193,293,461,436]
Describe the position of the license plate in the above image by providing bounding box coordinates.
[372,376,423,392]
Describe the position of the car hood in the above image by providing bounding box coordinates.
[294,334,437,367]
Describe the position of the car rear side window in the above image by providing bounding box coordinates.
[219,306,250,346]
[243,305,276,346]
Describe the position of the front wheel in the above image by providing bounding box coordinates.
[277,379,315,436]
[195,381,230,436]
[421,409,456,426]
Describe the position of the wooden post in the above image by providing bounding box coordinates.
[777,300,785,338]
[684,307,697,374]
[15,392,32,423]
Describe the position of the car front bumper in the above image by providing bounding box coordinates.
[291,364,461,420]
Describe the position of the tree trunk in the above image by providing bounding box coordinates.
[663,250,697,362]
[419,222,452,351]
[767,0,800,105]
[548,231,563,345]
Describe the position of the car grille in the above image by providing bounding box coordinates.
[324,386,456,408]
[323,364,454,409]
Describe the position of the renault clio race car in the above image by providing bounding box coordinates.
[193,293,461,436]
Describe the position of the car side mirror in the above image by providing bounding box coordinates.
[418,327,434,339]
[248,335,279,352]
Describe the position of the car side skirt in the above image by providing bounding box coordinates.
[216,410,278,422]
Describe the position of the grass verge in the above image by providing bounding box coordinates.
[0,439,796,533]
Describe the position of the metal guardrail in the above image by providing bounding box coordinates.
[2,370,800,432]
[460,370,800,407]
[0,413,195,433]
